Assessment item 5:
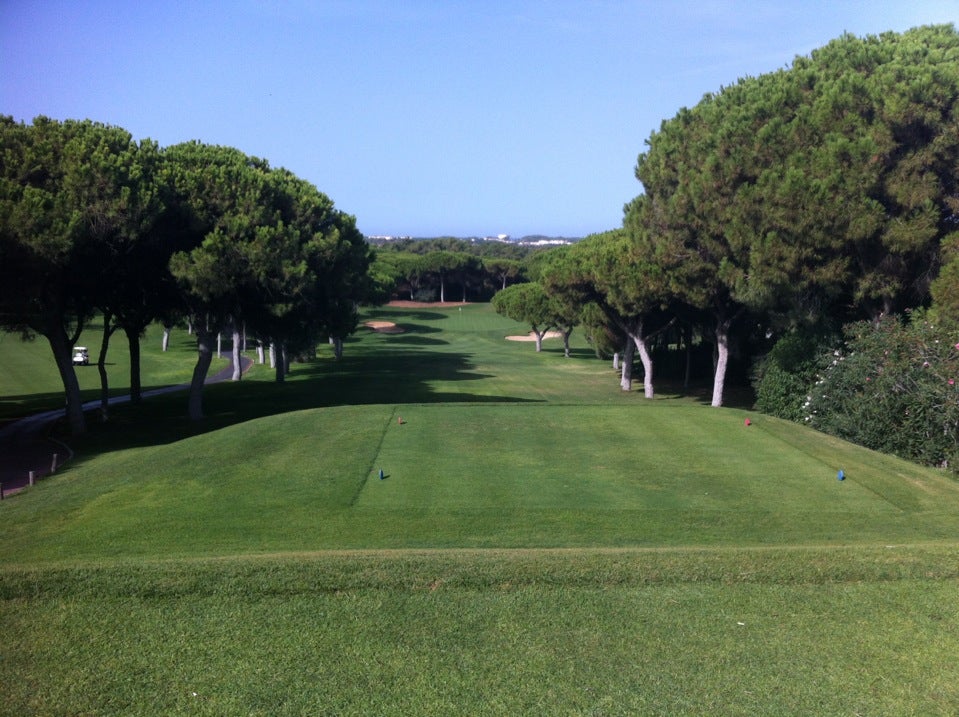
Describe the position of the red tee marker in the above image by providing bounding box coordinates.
[744,418,751,426]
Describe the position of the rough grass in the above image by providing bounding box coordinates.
[2,303,959,715]
[2,550,958,716]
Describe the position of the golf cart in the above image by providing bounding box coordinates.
[72,346,90,365]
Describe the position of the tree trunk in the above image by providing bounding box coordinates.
[161,324,171,352]
[613,352,619,371]
[620,339,634,391]
[711,319,731,407]
[269,343,276,369]
[683,323,692,389]
[97,313,113,421]
[533,328,546,352]
[332,336,344,360]
[618,317,656,398]
[217,332,222,357]
[439,275,446,303]
[188,327,215,421]
[125,324,143,404]
[616,316,656,398]
[47,325,86,436]
[275,343,286,382]
[562,329,572,358]
[257,341,265,364]
[231,329,241,381]
[633,334,655,399]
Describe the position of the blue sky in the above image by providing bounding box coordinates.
[2,1,957,238]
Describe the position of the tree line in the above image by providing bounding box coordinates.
[371,240,531,304]
[0,117,371,436]
[494,26,959,469]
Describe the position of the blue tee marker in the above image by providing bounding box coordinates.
[379,469,385,480]
[837,469,845,481]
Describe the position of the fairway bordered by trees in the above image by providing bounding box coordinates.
[3,25,959,715]
[3,25,957,469]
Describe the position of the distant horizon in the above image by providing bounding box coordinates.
[365,233,584,241]
[3,1,956,237]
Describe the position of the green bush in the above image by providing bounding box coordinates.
[808,313,959,473]
[753,329,832,421]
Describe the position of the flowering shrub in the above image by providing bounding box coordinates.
[753,328,835,421]
[807,313,959,473]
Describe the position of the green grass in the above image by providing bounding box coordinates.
[0,321,220,422]
[2,303,959,715]
[2,550,958,715]
[6,399,957,562]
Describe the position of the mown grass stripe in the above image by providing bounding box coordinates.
[350,405,397,506]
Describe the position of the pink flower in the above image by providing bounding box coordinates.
[950,379,956,386]
[955,342,959,351]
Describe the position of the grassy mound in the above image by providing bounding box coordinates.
[4,400,957,561]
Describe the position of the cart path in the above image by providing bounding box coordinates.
[0,355,253,496]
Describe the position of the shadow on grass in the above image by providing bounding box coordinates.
[660,380,756,410]
[363,322,445,337]
[1,392,69,423]
[383,336,449,346]
[537,346,596,360]
[60,335,540,466]
[0,383,168,424]
[365,309,452,322]
[22,306,759,475]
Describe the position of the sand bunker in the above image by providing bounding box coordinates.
[505,331,563,342]
[364,321,405,334]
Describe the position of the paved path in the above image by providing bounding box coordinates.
[0,355,252,497]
